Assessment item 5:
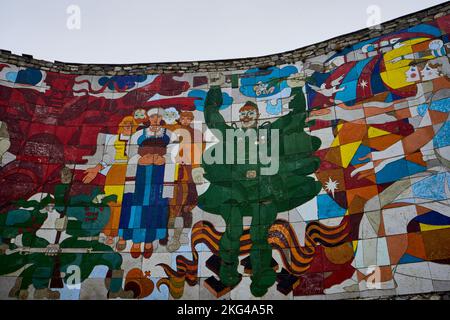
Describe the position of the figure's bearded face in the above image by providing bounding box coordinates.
[239,107,259,128]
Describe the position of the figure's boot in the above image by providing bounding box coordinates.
[218,209,243,288]
[8,277,22,298]
[33,288,61,300]
[181,209,193,228]
[18,290,29,300]
[167,217,183,252]
[249,203,277,297]
[105,269,134,299]
[161,211,176,247]
[115,238,127,251]
[143,243,153,259]
[130,243,141,258]
[249,246,276,297]
[159,230,169,246]
[107,288,135,299]
[219,259,242,288]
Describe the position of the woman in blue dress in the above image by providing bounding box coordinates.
[117,107,178,258]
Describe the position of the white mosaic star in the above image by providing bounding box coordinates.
[325,177,339,198]
[359,79,368,89]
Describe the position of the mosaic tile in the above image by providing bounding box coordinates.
[0,13,450,301]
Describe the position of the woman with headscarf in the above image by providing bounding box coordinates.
[117,108,178,258]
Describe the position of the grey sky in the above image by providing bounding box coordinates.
[0,0,447,64]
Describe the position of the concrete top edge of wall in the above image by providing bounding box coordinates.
[1,2,449,75]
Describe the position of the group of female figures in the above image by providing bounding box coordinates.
[83,107,203,259]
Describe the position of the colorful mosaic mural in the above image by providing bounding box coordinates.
[0,14,450,300]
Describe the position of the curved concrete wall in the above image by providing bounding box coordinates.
[0,3,449,300]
